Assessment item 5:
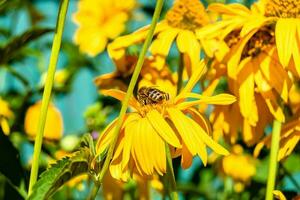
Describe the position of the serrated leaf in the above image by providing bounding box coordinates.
[0,28,53,64]
[28,148,92,200]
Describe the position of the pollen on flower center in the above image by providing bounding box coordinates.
[242,26,275,58]
[166,0,209,30]
[224,30,241,48]
[264,0,300,18]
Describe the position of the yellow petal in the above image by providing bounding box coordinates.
[185,113,229,156]
[146,110,181,148]
[177,93,236,110]
[131,118,152,175]
[237,59,258,125]
[122,121,135,170]
[0,118,10,135]
[167,108,197,155]
[275,18,296,67]
[240,16,269,37]
[242,119,256,145]
[291,29,300,76]
[253,135,270,157]
[96,118,118,155]
[176,30,201,73]
[186,108,212,135]
[278,134,300,161]
[101,89,139,110]
[150,28,179,56]
[273,190,287,200]
[208,3,250,16]
[265,98,285,122]
[259,48,291,102]
[176,60,207,102]
[227,31,257,79]
[181,144,193,169]
[167,108,208,165]
[108,22,167,60]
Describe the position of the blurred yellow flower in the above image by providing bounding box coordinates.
[73,0,136,56]
[24,101,64,140]
[221,145,256,192]
[221,145,256,182]
[0,97,14,135]
[108,0,212,74]
[254,112,300,161]
[96,61,235,180]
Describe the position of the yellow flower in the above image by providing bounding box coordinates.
[24,101,64,140]
[254,114,300,161]
[108,0,212,74]
[201,1,300,127]
[73,0,136,56]
[221,145,256,192]
[0,97,14,135]
[221,145,256,182]
[96,61,235,180]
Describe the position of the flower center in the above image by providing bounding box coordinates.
[224,30,241,48]
[264,0,300,18]
[166,0,209,30]
[242,26,275,58]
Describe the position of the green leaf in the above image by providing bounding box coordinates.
[28,147,92,200]
[0,28,53,64]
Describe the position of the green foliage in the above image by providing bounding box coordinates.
[0,28,52,65]
[84,103,110,132]
[0,131,26,199]
[28,147,92,200]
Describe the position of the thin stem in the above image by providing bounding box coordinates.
[165,143,179,200]
[28,0,69,196]
[265,120,282,200]
[176,53,184,94]
[87,183,100,200]
[98,0,165,182]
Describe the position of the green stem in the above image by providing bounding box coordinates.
[265,120,282,200]
[165,144,178,200]
[87,183,100,200]
[27,0,69,196]
[98,0,164,182]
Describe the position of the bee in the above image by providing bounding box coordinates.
[137,86,169,106]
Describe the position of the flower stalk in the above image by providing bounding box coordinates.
[28,0,69,195]
[98,0,165,182]
[265,120,282,200]
[166,143,179,200]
